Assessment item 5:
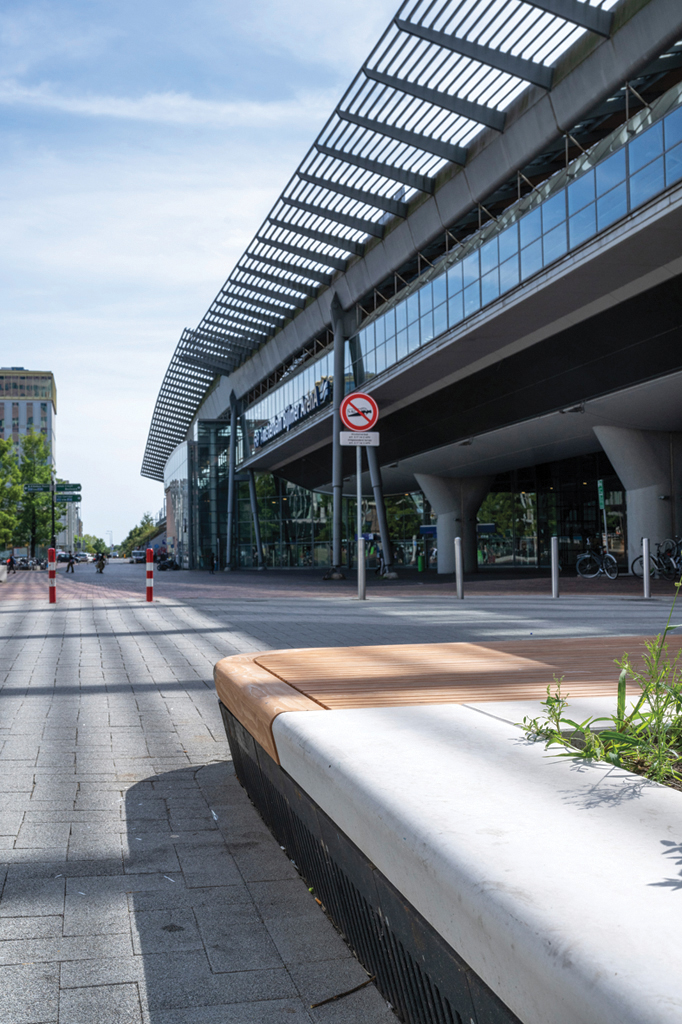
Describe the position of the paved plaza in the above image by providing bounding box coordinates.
[0,563,678,1023]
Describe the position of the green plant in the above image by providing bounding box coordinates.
[519,582,682,790]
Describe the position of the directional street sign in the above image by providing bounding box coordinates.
[57,483,81,492]
[597,479,605,510]
[23,484,51,493]
[340,431,379,446]
[340,392,379,431]
[56,494,81,503]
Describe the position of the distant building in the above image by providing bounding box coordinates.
[0,367,57,465]
[56,494,83,553]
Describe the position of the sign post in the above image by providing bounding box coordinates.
[48,547,56,604]
[597,479,608,553]
[146,548,154,602]
[340,393,379,601]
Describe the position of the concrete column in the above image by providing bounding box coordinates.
[593,427,682,569]
[414,474,493,574]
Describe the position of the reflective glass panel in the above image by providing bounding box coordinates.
[519,207,542,248]
[396,329,409,361]
[629,121,663,174]
[595,148,626,196]
[407,319,421,352]
[375,316,385,345]
[420,310,435,344]
[498,224,519,263]
[499,255,520,293]
[449,291,463,326]
[433,301,448,337]
[629,157,664,208]
[419,282,433,315]
[432,273,447,308]
[597,181,628,229]
[462,251,480,286]
[384,334,396,368]
[567,170,595,214]
[447,263,463,294]
[464,281,481,316]
[407,292,420,324]
[543,222,568,264]
[542,192,566,233]
[481,268,499,305]
[396,300,407,332]
[520,238,542,279]
[375,343,387,374]
[666,141,682,185]
[383,308,395,339]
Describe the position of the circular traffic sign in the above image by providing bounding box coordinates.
[340,391,379,431]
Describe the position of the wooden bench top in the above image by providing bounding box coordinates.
[214,635,680,763]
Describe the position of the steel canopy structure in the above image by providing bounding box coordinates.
[142,0,627,481]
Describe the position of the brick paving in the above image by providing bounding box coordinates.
[0,563,677,1023]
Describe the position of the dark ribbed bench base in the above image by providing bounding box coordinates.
[219,701,521,1024]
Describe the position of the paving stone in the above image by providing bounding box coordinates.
[248,880,352,966]
[63,892,130,936]
[288,959,397,1023]
[58,982,142,1024]
[0,962,59,1024]
[131,908,203,954]
[144,999,312,1024]
[174,843,242,888]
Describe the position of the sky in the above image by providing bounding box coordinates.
[0,0,398,543]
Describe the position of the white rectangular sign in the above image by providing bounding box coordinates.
[340,431,379,447]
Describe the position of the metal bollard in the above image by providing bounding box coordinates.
[454,536,464,600]
[358,537,366,601]
[551,536,560,599]
[146,548,154,602]
[642,537,651,599]
[48,547,56,604]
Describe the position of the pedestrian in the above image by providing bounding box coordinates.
[96,552,107,574]
[66,551,75,573]
[209,551,216,574]
[7,555,16,574]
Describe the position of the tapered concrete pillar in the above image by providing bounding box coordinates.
[593,427,682,568]
[414,474,493,574]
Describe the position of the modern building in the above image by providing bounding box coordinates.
[0,368,56,464]
[56,494,83,554]
[143,0,682,575]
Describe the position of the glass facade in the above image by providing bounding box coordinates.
[242,86,682,456]
[163,441,192,568]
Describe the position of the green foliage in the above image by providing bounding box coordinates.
[520,584,682,789]
[118,513,156,556]
[0,438,21,548]
[80,533,107,553]
[14,430,64,555]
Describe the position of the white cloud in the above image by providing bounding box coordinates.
[0,78,337,128]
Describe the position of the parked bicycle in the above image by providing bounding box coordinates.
[631,541,677,580]
[576,545,618,579]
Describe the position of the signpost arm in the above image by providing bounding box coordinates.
[330,295,345,577]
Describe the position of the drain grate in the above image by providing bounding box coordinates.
[219,702,521,1024]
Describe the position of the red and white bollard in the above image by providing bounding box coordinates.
[48,547,56,604]
[146,548,154,602]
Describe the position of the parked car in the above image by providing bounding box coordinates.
[75,553,89,562]
[57,551,68,562]
[131,549,147,564]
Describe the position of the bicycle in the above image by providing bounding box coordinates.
[576,546,619,579]
[631,541,677,580]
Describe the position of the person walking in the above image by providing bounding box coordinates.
[209,552,216,574]
[96,552,107,574]
[66,551,75,573]
[7,555,16,574]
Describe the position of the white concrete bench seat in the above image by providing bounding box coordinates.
[272,704,682,1024]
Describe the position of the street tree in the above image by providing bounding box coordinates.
[14,430,64,556]
[0,438,21,549]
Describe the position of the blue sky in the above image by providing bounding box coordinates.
[0,0,397,542]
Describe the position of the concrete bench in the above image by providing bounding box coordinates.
[215,638,682,1024]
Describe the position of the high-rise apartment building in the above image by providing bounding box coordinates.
[0,367,56,464]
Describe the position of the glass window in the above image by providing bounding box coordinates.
[543,222,568,264]
[433,301,448,337]
[481,267,499,306]
[569,204,596,247]
[498,224,519,263]
[519,207,542,248]
[384,334,396,368]
[567,170,595,215]
[664,105,682,150]
[597,182,628,230]
[396,329,409,361]
[419,282,433,315]
[407,292,420,324]
[666,141,682,186]
[596,149,626,196]
[464,281,480,317]
[375,343,387,374]
[447,263,463,294]
[448,291,463,326]
[628,121,663,175]
[375,316,385,345]
[432,273,447,308]
[364,347,375,377]
[520,238,543,279]
[462,251,480,286]
[407,319,421,352]
[420,310,435,344]
[382,308,395,340]
[480,238,498,276]
[542,192,566,233]
[499,255,520,293]
[629,157,664,209]
[396,301,407,332]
